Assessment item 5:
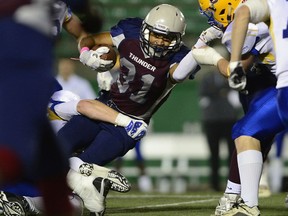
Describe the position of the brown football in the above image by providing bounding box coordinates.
[91,44,117,66]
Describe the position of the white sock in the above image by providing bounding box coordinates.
[69,157,85,172]
[225,180,241,194]
[238,150,263,207]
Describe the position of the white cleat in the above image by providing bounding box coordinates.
[214,193,240,216]
[0,191,29,216]
[79,163,131,193]
[67,169,111,215]
[222,198,260,216]
[258,184,271,198]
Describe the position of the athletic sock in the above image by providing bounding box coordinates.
[238,150,262,207]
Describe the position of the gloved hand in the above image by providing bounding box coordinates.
[124,119,147,140]
[115,113,148,140]
[228,61,247,91]
[194,27,223,48]
[97,71,113,91]
[79,47,114,72]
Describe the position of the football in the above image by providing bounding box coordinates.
[91,44,117,68]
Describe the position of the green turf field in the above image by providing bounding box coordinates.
[83,191,288,216]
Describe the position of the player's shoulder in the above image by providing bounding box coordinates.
[117,17,143,27]
[111,17,142,38]
[170,44,191,64]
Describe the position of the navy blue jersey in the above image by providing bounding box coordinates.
[109,18,190,121]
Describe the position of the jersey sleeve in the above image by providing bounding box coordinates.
[239,0,270,23]
[170,44,191,65]
[110,18,143,47]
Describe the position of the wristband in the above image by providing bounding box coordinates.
[115,113,131,127]
[80,47,89,53]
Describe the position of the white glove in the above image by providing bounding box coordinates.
[115,113,148,140]
[228,61,247,91]
[79,47,114,72]
[97,71,113,91]
[194,27,223,48]
[192,46,224,66]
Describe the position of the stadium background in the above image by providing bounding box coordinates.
[54,0,288,192]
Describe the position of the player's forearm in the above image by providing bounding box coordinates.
[77,99,118,124]
[217,58,229,78]
[64,14,88,43]
[79,32,113,50]
[230,5,250,62]
[171,50,199,83]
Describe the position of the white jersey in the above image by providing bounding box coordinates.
[242,0,288,88]
[222,20,276,73]
[267,0,288,88]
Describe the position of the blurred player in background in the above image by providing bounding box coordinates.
[56,58,97,99]
[1,1,145,215]
[192,0,286,215]
[199,70,238,192]
[0,1,74,215]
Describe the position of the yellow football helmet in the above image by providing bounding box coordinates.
[198,0,243,30]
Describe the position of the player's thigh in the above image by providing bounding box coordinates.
[232,87,285,143]
[57,115,102,153]
[79,123,137,165]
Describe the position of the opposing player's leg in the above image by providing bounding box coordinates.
[214,150,241,215]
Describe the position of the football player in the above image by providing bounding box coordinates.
[61,2,199,169]
[228,0,288,210]
[0,0,76,215]
[192,0,286,215]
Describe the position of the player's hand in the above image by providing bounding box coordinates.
[194,27,223,48]
[115,113,148,140]
[125,119,147,140]
[97,71,113,91]
[79,47,114,71]
[228,61,247,91]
